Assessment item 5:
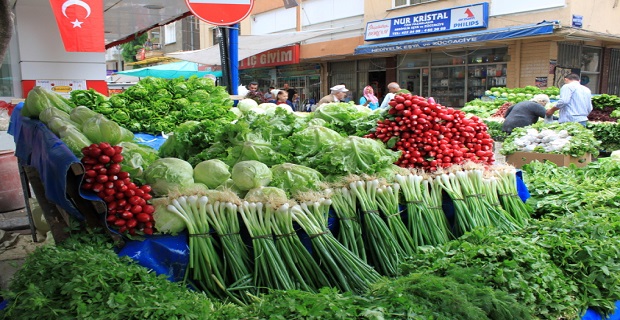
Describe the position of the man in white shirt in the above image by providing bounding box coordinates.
[545,73,592,126]
[379,82,401,109]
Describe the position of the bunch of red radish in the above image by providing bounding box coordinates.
[365,93,494,171]
[80,142,155,235]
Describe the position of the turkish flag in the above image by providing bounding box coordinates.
[50,0,105,52]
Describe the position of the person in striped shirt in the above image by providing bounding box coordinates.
[545,73,592,126]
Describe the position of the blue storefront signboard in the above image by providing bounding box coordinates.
[364,2,489,41]
[355,21,558,55]
[572,14,583,28]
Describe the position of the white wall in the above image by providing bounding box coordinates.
[251,0,365,35]
[15,1,106,81]
[490,0,566,16]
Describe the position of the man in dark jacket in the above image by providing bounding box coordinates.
[502,94,550,134]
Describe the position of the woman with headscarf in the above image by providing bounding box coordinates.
[359,85,379,110]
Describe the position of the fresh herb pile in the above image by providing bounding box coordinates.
[0,232,532,320]
[521,157,620,216]
[0,233,240,320]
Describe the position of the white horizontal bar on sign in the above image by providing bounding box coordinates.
[188,0,251,4]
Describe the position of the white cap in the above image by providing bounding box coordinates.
[330,85,349,93]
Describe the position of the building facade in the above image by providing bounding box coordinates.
[234,0,620,108]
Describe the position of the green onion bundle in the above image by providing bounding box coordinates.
[204,196,254,300]
[290,199,381,294]
[495,167,533,225]
[375,183,416,256]
[166,196,226,299]
[350,179,404,277]
[327,186,366,261]
[421,178,452,244]
[480,174,522,232]
[455,170,493,227]
[272,202,331,292]
[436,173,476,237]
[239,201,295,291]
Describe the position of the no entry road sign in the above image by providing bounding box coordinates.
[185,0,255,26]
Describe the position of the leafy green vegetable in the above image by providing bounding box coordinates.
[0,234,225,319]
[237,98,259,113]
[313,102,382,136]
[143,157,195,196]
[151,197,186,234]
[591,94,620,110]
[69,105,99,125]
[269,163,324,196]
[313,136,402,177]
[244,186,288,203]
[70,76,234,135]
[118,141,159,184]
[401,228,578,319]
[39,107,71,124]
[82,114,133,146]
[288,125,345,161]
[521,158,620,216]
[46,116,79,136]
[231,160,272,191]
[158,117,236,163]
[58,125,92,156]
[518,208,620,317]
[193,159,230,189]
[587,122,620,152]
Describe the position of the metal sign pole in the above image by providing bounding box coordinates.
[217,27,232,93]
[229,23,239,96]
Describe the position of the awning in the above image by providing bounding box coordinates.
[354,21,559,55]
[116,61,222,79]
[166,30,332,66]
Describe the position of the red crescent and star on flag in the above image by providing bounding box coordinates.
[50,0,105,52]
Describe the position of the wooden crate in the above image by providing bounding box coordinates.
[505,151,592,169]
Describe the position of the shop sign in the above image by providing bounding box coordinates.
[185,0,254,26]
[239,45,300,69]
[572,15,583,28]
[355,22,556,55]
[364,2,488,41]
[36,79,87,98]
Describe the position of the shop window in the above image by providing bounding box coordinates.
[358,59,386,72]
[399,53,430,68]
[557,42,582,69]
[607,49,620,95]
[394,0,435,7]
[431,50,467,66]
[164,23,176,45]
[558,43,601,93]
[580,47,601,93]
[330,61,356,101]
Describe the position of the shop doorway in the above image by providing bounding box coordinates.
[368,71,386,102]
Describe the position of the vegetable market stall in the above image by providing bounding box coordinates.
[4,77,620,319]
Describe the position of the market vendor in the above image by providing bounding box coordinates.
[502,94,550,134]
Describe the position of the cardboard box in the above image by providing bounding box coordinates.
[505,151,592,169]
